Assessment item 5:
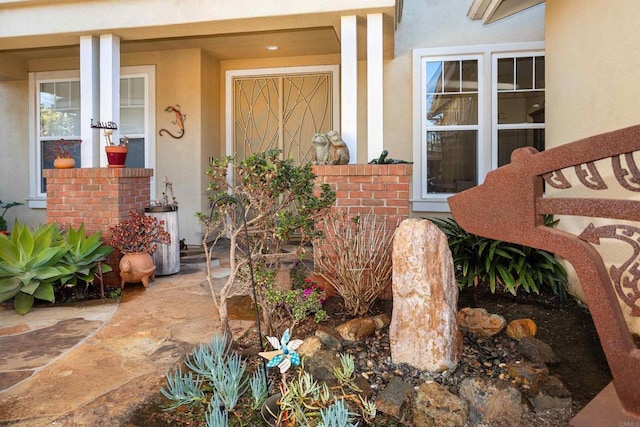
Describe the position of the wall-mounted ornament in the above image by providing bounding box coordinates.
[159,104,186,139]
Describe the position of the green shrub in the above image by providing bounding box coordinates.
[0,221,69,314]
[430,216,568,296]
[59,224,113,286]
[0,200,23,233]
[0,221,114,314]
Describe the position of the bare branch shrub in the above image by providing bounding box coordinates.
[197,150,335,337]
[315,210,398,316]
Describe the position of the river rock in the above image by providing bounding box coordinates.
[518,336,560,365]
[314,326,342,350]
[335,318,376,341]
[458,377,525,426]
[457,307,506,337]
[529,375,572,410]
[413,381,468,426]
[506,362,548,393]
[375,376,414,418]
[390,219,461,372]
[506,318,538,340]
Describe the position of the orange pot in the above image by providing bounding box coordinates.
[119,252,156,289]
[53,158,76,169]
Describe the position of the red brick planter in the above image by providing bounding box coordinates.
[43,167,154,284]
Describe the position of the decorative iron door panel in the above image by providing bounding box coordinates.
[233,72,333,164]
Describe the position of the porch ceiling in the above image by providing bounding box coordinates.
[3,27,343,62]
[0,3,398,68]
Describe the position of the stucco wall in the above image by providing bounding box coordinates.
[546,0,640,333]
[124,49,208,245]
[0,80,42,227]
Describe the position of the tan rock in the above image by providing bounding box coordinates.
[297,336,323,358]
[335,318,376,341]
[457,307,506,337]
[413,381,468,426]
[506,318,537,340]
[371,313,391,330]
[390,218,461,372]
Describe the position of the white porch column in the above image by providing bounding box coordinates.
[341,15,357,163]
[80,36,100,167]
[367,13,384,161]
[99,34,120,166]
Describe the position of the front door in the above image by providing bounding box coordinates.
[229,65,340,164]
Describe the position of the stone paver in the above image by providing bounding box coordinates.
[0,259,254,426]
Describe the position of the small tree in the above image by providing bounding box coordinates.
[197,150,335,337]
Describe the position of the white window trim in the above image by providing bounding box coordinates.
[412,41,544,213]
[224,65,341,158]
[27,66,156,208]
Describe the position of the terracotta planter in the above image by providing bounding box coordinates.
[105,145,128,168]
[53,157,76,169]
[118,252,156,289]
[261,393,281,426]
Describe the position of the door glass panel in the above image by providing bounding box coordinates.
[497,58,514,91]
[39,81,81,137]
[427,94,478,126]
[443,61,461,92]
[535,56,545,89]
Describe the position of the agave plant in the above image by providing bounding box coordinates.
[0,221,70,314]
[59,224,113,286]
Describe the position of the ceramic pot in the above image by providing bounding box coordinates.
[105,145,128,168]
[53,158,76,169]
[118,252,156,289]
[261,393,281,426]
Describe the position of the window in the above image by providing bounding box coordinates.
[494,54,545,168]
[413,42,544,212]
[120,74,148,168]
[29,66,155,206]
[424,57,480,195]
[32,71,81,198]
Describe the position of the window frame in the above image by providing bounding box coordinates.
[412,42,544,212]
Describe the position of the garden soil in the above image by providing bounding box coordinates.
[125,287,613,426]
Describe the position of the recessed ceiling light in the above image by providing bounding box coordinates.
[265,45,279,51]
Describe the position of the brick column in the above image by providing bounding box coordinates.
[43,168,154,283]
[312,164,412,298]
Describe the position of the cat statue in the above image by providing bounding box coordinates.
[311,131,350,165]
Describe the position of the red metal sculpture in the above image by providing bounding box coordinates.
[449,125,640,425]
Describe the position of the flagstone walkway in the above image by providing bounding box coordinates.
[0,254,255,426]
